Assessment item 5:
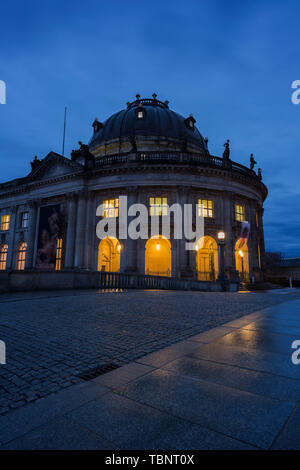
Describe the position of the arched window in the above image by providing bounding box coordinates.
[16,242,27,270]
[0,244,8,270]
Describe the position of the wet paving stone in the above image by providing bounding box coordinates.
[0,289,299,416]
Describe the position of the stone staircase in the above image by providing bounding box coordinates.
[239,281,282,292]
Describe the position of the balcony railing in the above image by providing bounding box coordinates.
[95,151,261,182]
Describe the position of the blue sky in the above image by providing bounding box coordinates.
[0,0,299,256]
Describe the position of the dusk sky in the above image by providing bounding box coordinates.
[1,0,299,257]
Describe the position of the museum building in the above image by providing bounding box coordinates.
[0,95,267,289]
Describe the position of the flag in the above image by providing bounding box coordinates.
[237,221,250,250]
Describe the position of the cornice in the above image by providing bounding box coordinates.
[0,160,268,202]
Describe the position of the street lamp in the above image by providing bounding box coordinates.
[238,250,244,280]
[217,230,228,287]
[217,231,226,242]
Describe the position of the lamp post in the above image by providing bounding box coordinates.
[217,231,228,288]
[238,250,244,281]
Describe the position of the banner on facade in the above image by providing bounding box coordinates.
[237,221,250,250]
[36,204,61,270]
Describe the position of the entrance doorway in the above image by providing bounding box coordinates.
[98,236,121,272]
[195,236,218,281]
[145,236,171,277]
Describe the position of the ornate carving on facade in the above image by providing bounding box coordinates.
[71,142,95,170]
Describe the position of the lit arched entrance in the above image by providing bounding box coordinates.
[195,236,218,281]
[235,239,249,282]
[98,236,121,272]
[145,236,171,277]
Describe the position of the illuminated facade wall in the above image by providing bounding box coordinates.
[0,98,267,284]
[0,168,266,282]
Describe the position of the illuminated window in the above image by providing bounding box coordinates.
[137,111,143,119]
[0,244,8,270]
[198,199,214,218]
[55,238,63,271]
[149,197,168,216]
[103,199,119,218]
[21,211,29,228]
[16,242,27,270]
[1,214,10,231]
[256,212,259,228]
[235,204,245,222]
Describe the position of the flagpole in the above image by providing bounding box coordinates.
[62,107,67,156]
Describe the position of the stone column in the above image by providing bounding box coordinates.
[26,200,38,269]
[6,206,17,270]
[258,207,266,276]
[222,191,235,278]
[65,193,78,269]
[83,192,94,270]
[177,186,193,279]
[74,191,87,269]
[248,200,259,281]
[123,187,138,273]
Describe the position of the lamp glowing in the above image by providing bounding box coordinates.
[195,245,199,251]
[217,231,226,241]
[117,244,121,252]
[156,243,160,251]
[238,250,244,257]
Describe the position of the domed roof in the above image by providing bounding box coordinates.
[89,95,208,155]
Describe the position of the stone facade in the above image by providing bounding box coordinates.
[0,97,268,289]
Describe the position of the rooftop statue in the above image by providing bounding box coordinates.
[250,153,257,170]
[258,168,262,180]
[30,155,41,171]
[223,139,230,160]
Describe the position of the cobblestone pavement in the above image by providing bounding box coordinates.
[0,288,299,416]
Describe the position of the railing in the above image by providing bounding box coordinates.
[139,153,179,162]
[96,154,128,166]
[0,270,238,293]
[197,271,216,281]
[95,151,261,182]
[145,269,171,277]
[97,271,222,291]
